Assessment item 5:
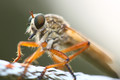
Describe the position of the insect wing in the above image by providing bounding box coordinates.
[65,26,118,77]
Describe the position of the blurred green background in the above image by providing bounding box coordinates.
[0,0,120,79]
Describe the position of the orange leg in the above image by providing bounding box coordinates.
[22,42,47,73]
[18,42,47,80]
[23,47,45,74]
[61,41,90,60]
[51,41,90,69]
[39,41,90,80]
[51,54,65,70]
[51,41,90,64]
[38,49,69,80]
[18,47,45,80]
[13,41,39,62]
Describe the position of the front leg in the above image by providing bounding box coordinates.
[17,42,47,80]
[13,41,39,62]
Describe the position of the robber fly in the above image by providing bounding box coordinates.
[13,11,114,80]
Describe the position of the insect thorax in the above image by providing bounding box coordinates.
[35,14,70,50]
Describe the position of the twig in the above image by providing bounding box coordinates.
[0,59,119,80]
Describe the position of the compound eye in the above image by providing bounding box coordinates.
[34,15,45,29]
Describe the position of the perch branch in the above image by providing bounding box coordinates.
[0,59,119,80]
